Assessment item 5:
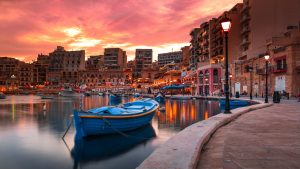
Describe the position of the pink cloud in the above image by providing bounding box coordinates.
[0,0,241,62]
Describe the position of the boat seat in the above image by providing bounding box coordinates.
[124,105,145,109]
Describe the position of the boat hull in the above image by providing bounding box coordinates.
[74,110,157,140]
[219,99,249,106]
[155,96,165,102]
[109,94,121,101]
[74,110,156,139]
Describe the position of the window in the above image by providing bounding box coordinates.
[213,69,218,83]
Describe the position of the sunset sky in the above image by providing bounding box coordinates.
[0,0,241,62]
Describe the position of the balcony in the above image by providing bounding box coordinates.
[241,27,250,35]
[240,39,250,46]
[241,4,250,13]
[240,15,250,23]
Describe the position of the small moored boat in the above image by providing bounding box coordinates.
[84,91,91,96]
[109,93,121,101]
[219,99,249,106]
[73,98,159,139]
[155,92,165,103]
[59,88,82,97]
[0,92,6,99]
[98,92,105,96]
[133,93,140,98]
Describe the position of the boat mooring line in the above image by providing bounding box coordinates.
[62,116,73,139]
[102,117,155,140]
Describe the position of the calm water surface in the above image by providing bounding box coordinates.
[0,95,221,169]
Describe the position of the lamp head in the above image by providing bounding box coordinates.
[264,53,270,60]
[220,15,232,32]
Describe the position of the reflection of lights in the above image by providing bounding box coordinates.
[204,111,209,120]
[11,95,15,121]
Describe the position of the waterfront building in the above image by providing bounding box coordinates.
[0,57,24,91]
[104,48,127,70]
[86,55,104,70]
[134,49,153,79]
[189,28,200,69]
[19,63,33,88]
[32,54,49,86]
[209,3,242,65]
[232,28,300,97]
[158,51,183,67]
[196,65,222,96]
[181,46,190,67]
[48,46,85,86]
[78,70,105,88]
[239,0,300,61]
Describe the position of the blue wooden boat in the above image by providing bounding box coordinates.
[109,93,121,101]
[219,99,249,107]
[133,93,140,98]
[71,124,155,167]
[73,98,159,140]
[155,93,165,103]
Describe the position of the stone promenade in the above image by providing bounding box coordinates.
[197,100,300,169]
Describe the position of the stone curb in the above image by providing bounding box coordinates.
[137,99,273,169]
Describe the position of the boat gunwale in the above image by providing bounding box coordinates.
[78,104,159,119]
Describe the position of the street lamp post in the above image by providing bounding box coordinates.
[249,67,253,100]
[264,53,270,103]
[205,78,208,96]
[229,74,232,97]
[221,15,232,114]
[11,74,16,93]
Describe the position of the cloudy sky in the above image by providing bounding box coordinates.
[0,0,241,62]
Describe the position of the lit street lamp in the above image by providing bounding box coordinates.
[221,15,232,114]
[264,53,270,103]
[205,78,208,96]
[11,74,16,93]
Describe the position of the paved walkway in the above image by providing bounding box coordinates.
[197,100,300,169]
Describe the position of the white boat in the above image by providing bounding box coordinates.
[98,92,105,96]
[59,88,82,97]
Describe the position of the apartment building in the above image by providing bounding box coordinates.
[158,51,183,67]
[240,0,300,60]
[86,55,104,70]
[48,46,85,85]
[104,48,127,70]
[134,49,153,78]
[0,57,24,90]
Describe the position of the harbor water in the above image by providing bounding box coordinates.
[0,95,221,169]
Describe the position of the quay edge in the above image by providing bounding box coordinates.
[137,98,273,169]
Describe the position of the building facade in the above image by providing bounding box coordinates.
[158,51,183,67]
[134,49,153,79]
[104,48,127,70]
[48,46,85,86]
[239,0,300,60]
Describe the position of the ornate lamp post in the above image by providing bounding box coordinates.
[221,15,232,114]
[264,53,270,103]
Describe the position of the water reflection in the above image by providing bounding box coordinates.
[157,99,220,130]
[71,125,156,169]
[0,95,223,169]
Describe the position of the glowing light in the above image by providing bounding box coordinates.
[69,38,101,47]
[63,27,81,37]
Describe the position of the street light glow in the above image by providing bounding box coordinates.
[221,16,232,32]
[264,54,270,60]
